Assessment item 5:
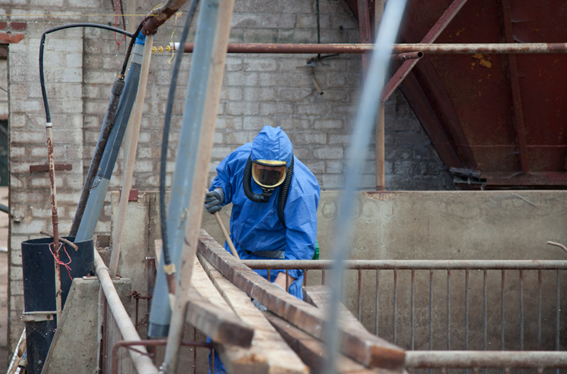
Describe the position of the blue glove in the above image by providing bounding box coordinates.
[204,188,224,214]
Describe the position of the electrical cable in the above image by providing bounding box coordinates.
[160,0,201,267]
[39,23,133,123]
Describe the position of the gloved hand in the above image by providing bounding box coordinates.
[204,188,224,214]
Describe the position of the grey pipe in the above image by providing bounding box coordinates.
[74,38,144,242]
[147,0,220,338]
[69,78,125,237]
[323,1,408,373]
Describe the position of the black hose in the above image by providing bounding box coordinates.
[119,21,145,77]
[243,157,272,203]
[160,0,201,267]
[277,156,293,227]
[39,23,133,123]
[0,203,8,214]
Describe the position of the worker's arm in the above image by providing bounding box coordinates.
[273,271,295,289]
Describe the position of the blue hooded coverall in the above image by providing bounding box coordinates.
[208,126,320,373]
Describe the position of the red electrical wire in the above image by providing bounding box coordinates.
[110,0,127,49]
[49,242,73,281]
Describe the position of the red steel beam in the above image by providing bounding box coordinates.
[501,0,529,173]
[400,20,479,171]
[398,72,464,169]
[178,42,567,54]
[381,0,469,102]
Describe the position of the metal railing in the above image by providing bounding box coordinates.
[243,259,567,372]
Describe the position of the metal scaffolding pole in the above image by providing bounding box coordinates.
[175,42,567,54]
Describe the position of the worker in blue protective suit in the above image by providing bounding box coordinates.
[204,126,320,373]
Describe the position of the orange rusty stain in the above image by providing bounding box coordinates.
[455,28,465,36]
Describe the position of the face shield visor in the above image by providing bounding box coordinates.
[252,160,287,189]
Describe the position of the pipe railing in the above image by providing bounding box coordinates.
[94,250,158,374]
[174,42,567,54]
[241,259,567,270]
[405,351,567,369]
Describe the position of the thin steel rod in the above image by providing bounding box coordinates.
[556,270,560,374]
[375,269,379,335]
[538,269,542,350]
[178,42,567,54]
[393,269,397,344]
[45,122,62,324]
[556,270,560,351]
[483,270,487,351]
[429,270,433,351]
[358,269,362,321]
[465,270,469,351]
[447,270,451,351]
[411,269,415,350]
[406,351,567,369]
[241,259,567,270]
[520,270,524,350]
[94,249,158,374]
[375,102,385,190]
[501,270,505,351]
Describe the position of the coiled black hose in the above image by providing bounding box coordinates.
[39,23,133,123]
[159,0,201,267]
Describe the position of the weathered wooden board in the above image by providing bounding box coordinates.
[154,238,253,348]
[198,230,406,370]
[191,259,267,373]
[303,285,366,331]
[186,286,253,348]
[199,254,309,374]
[264,311,402,374]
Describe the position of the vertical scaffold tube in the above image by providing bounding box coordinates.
[148,0,220,338]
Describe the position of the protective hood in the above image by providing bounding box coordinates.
[250,126,293,167]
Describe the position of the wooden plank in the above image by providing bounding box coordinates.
[198,230,406,370]
[303,285,366,331]
[264,311,401,374]
[199,254,309,374]
[186,286,254,348]
[155,241,254,348]
[191,259,268,373]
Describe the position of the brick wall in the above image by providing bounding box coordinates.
[5,0,453,352]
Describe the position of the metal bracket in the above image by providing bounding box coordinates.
[21,311,57,322]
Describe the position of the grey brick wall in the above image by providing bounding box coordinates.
[5,0,453,352]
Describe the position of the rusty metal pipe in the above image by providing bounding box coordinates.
[406,351,567,369]
[394,51,423,60]
[239,259,567,270]
[142,0,189,35]
[177,42,567,54]
[45,122,63,324]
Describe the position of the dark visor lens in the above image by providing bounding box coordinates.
[256,168,282,186]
